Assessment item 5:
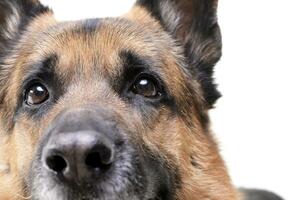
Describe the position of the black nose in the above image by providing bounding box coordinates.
[43,130,115,184]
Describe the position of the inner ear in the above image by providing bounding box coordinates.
[134,0,222,108]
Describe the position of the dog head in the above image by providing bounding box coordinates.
[0,0,237,199]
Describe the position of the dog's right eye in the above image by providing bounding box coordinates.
[25,83,49,106]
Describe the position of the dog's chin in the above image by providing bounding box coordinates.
[30,169,172,200]
[30,179,165,200]
[29,164,148,200]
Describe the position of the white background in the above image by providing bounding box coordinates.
[40,1,300,199]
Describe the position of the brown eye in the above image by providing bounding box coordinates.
[131,76,160,98]
[25,83,49,105]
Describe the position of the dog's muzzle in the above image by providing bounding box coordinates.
[29,107,176,200]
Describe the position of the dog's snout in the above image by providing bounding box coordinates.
[44,131,115,182]
[44,130,115,183]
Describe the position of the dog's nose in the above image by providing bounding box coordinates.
[43,130,115,184]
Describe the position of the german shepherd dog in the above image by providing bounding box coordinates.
[0,0,283,200]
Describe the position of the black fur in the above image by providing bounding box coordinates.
[136,0,222,108]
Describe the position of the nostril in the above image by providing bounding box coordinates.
[85,146,114,169]
[46,155,67,173]
[85,152,103,169]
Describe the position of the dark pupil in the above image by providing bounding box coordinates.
[134,78,157,97]
[27,85,48,105]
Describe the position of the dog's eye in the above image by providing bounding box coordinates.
[25,83,49,105]
[131,75,161,98]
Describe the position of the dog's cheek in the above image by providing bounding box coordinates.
[0,137,24,200]
[140,114,198,199]
[140,108,200,163]
[142,110,238,200]
[142,116,181,161]
[9,118,42,182]
[0,175,23,200]
[0,121,38,199]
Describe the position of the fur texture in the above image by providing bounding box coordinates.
[0,1,283,200]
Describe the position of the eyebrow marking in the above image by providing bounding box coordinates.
[22,54,58,84]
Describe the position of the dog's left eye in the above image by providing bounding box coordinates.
[25,83,49,106]
[131,75,161,98]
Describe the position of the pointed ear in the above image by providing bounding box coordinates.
[0,0,50,56]
[135,0,222,107]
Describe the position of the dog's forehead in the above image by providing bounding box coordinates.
[27,18,176,77]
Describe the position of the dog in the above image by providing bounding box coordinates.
[0,0,284,199]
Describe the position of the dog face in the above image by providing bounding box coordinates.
[0,0,238,199]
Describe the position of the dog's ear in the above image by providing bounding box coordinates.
[0,0,50,56]
[135,0,222,107]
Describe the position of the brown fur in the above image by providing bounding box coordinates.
[0,2,240,200]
